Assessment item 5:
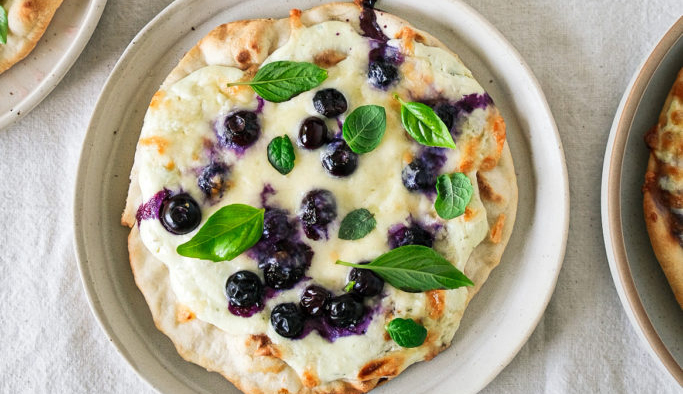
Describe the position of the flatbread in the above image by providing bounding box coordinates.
[643,67,683,309]
[122,2,518,393]
[0,0,64,74]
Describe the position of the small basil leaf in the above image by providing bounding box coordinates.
[267,135,295,175]
[342,105,387,153]
[434,173,473,219]
[394,94,456,149]
[0,6,8,45]
[227,61,327,102]
[386,318,427,348]
[336,245,473,292]
[177,204,264,262]
[344,281,356,293]
[338,208,376,240]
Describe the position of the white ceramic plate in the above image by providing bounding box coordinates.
[0,0,106,130]
[601,17,683,385]
[74,0,568,393]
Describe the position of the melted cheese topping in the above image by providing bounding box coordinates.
[134,20,498,383]
[654,71,683,192]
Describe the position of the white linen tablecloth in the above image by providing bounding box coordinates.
[0,0,681,392]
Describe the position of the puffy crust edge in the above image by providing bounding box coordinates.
[643,154,683,308]
[0,0,64,74]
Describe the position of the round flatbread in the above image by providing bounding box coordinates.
[122,2,518,393]
[643,67,683,309]
[0,0,64,74]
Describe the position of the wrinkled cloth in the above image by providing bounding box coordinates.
[0,0,681,393]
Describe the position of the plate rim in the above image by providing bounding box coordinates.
[600,16,683,385]
[74,0,568,392]
[0,0,108,130]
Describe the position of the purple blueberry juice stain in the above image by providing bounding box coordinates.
[453,92,493,114]
[255,96,265,114]
[359,0,388,41]
[259,184,276,208]
[135,189,170,224]
[298,298,382,342]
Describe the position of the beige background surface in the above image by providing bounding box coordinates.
[0,0,681,392]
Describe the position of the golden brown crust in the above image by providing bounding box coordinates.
[643,154,683,308]
[0,0,64,74]
[122,3,518,393]
[643,68,683,309]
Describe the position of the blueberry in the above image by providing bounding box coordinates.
[160,193,201,234]
[433,102,455,131]
[261,241,312,289]
[298,117,329,149]
[300,285,331,317]
[225,271,263,308]
[368,61,399,88]
[388,224,434,249]
[219,110,260,147]
[327,294,365,327]
[270,303,305,338]
[348,266,384,297]
[401,158,437,191]
[321,139,358,177]
[262,208,293,242]
[313,89,347,118]
[299,189,337,240]
[197,162,229,198]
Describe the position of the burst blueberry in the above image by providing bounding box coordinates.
[401,158,437,191]
[197,162,229,198]
[348,266,384,297]
[225,271,263,308]
[433,102,456,131]
[321,139,358,177]
[327,294,365,328]
[388,224,434,249]
[298,117,329,149]
[159,193,201,235]
[261,241,312,289]
[271,303,305,338]
[300,285,331,317]
[313,89,347,118]
[218,110,260,147]
[368,61,399,88]
[262,208,293,242]
[299,189,337,240]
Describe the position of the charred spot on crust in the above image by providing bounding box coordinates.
[357,356,403,380]
[236,50,251,64]
[476,173,502,203]
[314,50,348,68]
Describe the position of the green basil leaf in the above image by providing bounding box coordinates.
[336,245,473,292]
[227,61,327,102]
[0,6,8,45]
[342,105,387,153]
[338,208,376,240]
[434,173,473,219]
[267,135,295,175]
[177,204,264,262]
[386,318,427,348]
[394,94,456,149]
[343,281,356,293]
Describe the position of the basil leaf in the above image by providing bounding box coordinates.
[344,281,356,293]
[177,204,264,262]
[394,94,456,149]
[386,318,427,348]
[434,173,473,219]
[0,6,8,45]
[267,135,295,175]
[227,61,327,102]
[336,245,473,292]
[342,105,387,153]
[338,208,376,240]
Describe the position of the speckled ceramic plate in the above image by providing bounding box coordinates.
[0,0,106,130]
[601,16,683,385]
[74,0,568,393]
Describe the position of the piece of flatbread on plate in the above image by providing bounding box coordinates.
[0,0,64,74]
[122,2,518,393]
[643,67,683,309]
